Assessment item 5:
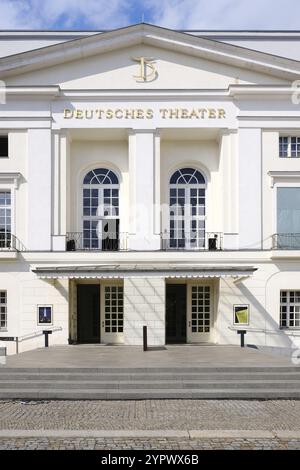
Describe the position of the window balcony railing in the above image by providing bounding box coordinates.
[66,232,129,251]
[272,233,300,250]
[0,233,24,251]
[161,231,223,251]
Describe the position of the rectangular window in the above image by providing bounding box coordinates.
[279,136,300,158]
[37,305,53,325]
[280,291,300,328]
[0,291,7,329]
[0,136,8,158]
[0,191,11,248]
[277,187,300,248]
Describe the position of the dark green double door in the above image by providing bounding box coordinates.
[166,284,187,344]
[77,284,100,343]
[77,283,187,344]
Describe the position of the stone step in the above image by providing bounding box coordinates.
[1,388,300,400]
[1,380,300,390]
[1,364,299,399]
[0,372,300,381]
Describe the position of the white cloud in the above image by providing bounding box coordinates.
[147,0,300,30]
[0,0,33,29]
[0,0,131,29]
[0,0,300,30]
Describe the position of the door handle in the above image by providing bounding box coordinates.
[102,321,104,327]
[188,321,191,328]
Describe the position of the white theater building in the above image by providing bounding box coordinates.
[1,23,300,354]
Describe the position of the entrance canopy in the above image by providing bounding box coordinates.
[32,264,257,280]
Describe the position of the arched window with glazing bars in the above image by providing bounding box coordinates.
[82,168,119,250]
[169,167,206,249]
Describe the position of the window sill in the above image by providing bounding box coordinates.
[280,327,300,331]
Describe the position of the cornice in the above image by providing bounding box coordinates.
[268,171,300,188]
[0,24,300,81]
[4,86,60,99]
[228,85,296,97]
[0,172,22,189]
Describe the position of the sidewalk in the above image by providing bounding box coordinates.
[0,399,300,449]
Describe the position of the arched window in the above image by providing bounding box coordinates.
[169,167,206,249]
[83,168,119,185]
[170,168,205,185]
[83,168,119,249]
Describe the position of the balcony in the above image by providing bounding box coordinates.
[161,231,223,251]
[272,233,300,250]
[0,233,24,251]
[66,231,223,252]
[66,232,129,251]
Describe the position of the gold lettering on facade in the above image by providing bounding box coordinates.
[115,109,123,119]
[75,110,83,119]
[181,109,189,119]
[169,108,179,119]
[146,109,154,119]
[63,108,73,118]
[132,57,157,82]
[62,107,227,120]
[189,109,199,119]
[124,109,134,119]
[160,108,168,119]
[136,109,144,119]
[85,110,94,119]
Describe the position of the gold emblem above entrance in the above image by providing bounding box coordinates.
[132,56,157,82]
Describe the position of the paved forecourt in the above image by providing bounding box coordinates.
[2,344,294,368]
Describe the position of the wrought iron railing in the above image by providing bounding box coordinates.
[272,233,300,250]
[161,231,223,251]
[0,233,25,251]
[66,232,129,251]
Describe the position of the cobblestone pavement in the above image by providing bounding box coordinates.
[1,399,300,449]
[0,399,300,430]
[0,437,299,450]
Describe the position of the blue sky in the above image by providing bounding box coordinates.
[0,0,300,30]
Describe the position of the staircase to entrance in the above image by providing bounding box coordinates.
[0,345,299,400]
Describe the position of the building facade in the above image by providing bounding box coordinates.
[0,24,300,354]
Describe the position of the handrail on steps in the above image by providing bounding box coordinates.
[0,326,63,354]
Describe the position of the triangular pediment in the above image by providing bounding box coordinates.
[0,23,299,89]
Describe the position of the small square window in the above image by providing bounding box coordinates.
[280,290,300,329]
[0,136,8,158]
[279,136,300,158]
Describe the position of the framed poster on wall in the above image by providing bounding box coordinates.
[37,305,53,325]
[233,304,249,326]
